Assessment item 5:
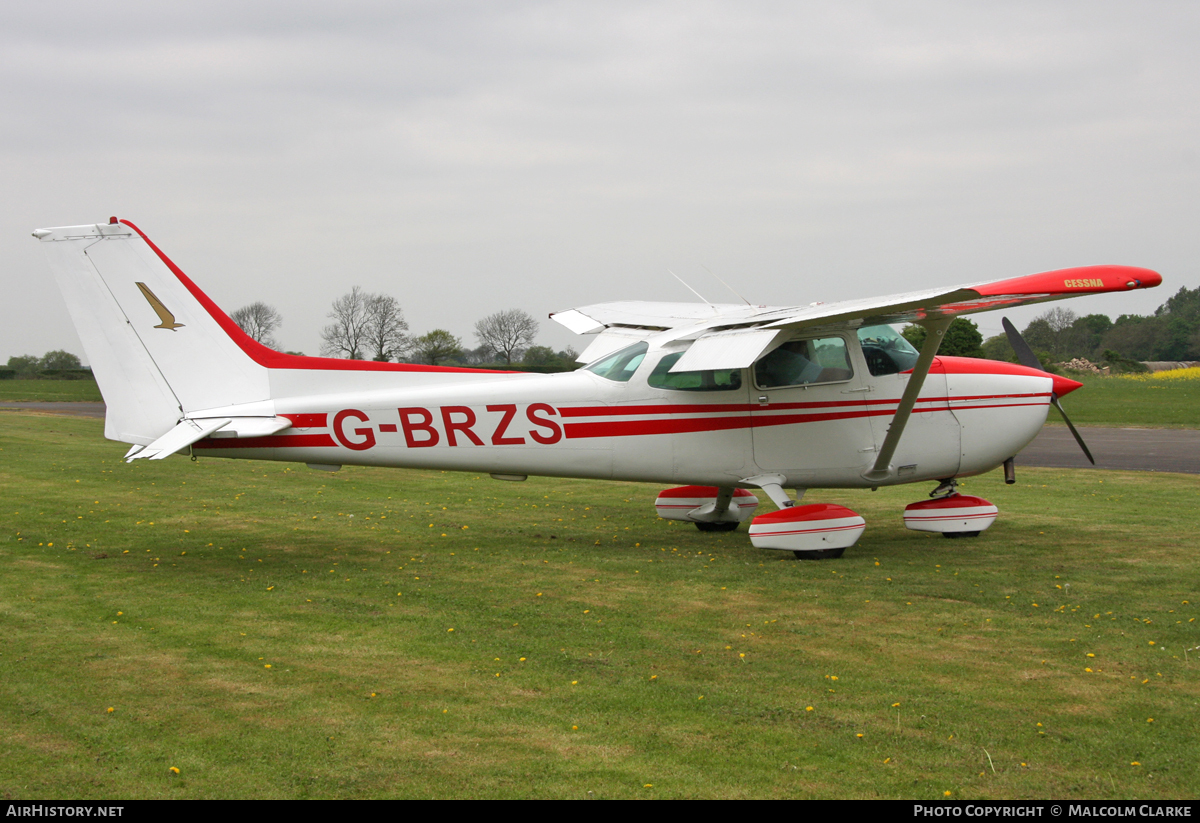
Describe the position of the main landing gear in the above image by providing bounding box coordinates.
[654,486,760,532]
[653,476,1000,559]
[695,521,740,532]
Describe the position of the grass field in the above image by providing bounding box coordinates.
[1051,369,1200,429]
[0,378,102,402]
[3,369,1197,427]
[1,412,1197,799]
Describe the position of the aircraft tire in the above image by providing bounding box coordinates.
[942,531,981,539]
[792,548,846,560]
[696,521,739,533]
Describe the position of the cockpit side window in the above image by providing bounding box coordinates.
[857,324,920,376]
[754,336,852,388]
[648,352,743,392]
[584,342,649,382]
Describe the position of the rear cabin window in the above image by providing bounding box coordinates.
[647,352,743,392]
[584,342,648,382]
[754,336,853,388]
[856,324,920,376]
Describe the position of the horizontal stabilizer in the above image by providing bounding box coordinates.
[203,416,292,439]
[128,418,231,462]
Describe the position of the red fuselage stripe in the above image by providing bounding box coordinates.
[194,396,1049,448]
[557,392,1049,418]
[194,433,337,450]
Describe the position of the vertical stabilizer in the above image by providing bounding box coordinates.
[35,220,270,445]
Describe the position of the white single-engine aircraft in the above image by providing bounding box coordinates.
[34,218,1162,558]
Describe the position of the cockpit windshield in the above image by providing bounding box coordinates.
[584,342,649,382]
[857,324,920,376]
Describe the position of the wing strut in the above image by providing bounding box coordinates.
[863,318,952,482]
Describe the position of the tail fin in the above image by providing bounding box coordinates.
[35,219,270,445]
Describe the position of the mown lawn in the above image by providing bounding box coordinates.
[1,413,1196,799]
[1052,369,1200,429]
[0,378,102,402]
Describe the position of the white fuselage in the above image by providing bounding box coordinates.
[194,346,1052,490]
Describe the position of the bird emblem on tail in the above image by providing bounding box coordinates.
[135,282,185,330]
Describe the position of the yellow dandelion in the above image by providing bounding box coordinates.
[572,681,578,685]
[892,702,900,708]
[264,664,272,669]
[106,707,115,713]
[650,675,657,680]
[572,725,578,730]
[169,767,180,775]
[856,733,864,739]
[805,706,813,712]
[883,757,890,764]
[944,791,952,797]
[1131,761,1141,766]
[1147,718,1154,723]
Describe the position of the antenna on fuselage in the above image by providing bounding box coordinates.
[667,268,717,312]
[700,264,752,306]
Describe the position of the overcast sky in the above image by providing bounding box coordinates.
[4,0,1198,364]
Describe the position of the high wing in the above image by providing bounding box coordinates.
[552,264,1162,371]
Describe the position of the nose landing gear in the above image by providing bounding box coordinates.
[903,479,998,538]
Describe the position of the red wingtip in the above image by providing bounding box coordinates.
[974,265,1163,297]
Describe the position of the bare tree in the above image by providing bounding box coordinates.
[475,309,539,365]
[231,302,282,348]
[320,287,369,359]
[411,330,463,366]
[363,293,410,362]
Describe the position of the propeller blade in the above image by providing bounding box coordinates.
[1002,316,1095,465]
[1051,395,1096,465]
[1002,317,1043,371]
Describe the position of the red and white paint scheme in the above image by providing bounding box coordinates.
[748,504,867,558]
[902,494,1000,537]
[655,486,759,529]
[34,218,1163,559]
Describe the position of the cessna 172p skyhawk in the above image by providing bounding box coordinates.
[34,218,1162,558]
